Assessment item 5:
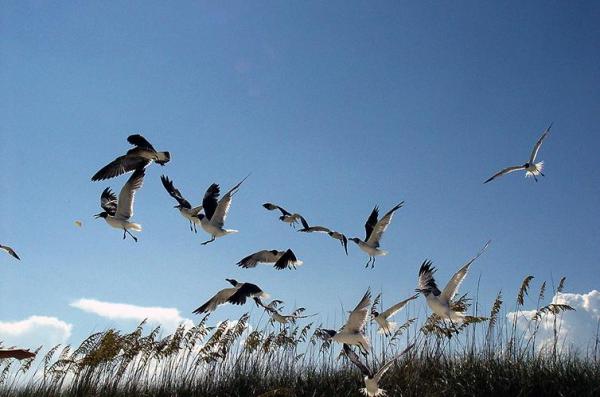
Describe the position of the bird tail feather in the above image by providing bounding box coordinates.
[377,321,397,335]
[129,223,142,231]
[526,161,544,177]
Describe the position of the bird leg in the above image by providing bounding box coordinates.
[540,172,545,177]
[124,229,138,242]
[365,257,370,268]
[194,222,197,233]
[201,236,215,245]
[534,175,538,182]
[189,220,193,232]
[371,257,376,269]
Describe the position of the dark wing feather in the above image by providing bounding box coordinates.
[273,249,298,270]
[263,203,291,216]
[343,344,372,377]
[364,206,379,241]
[203,184,220,221]
[127,134,155,151]
[342,234,348,255]
[418,260,441,296]
[92,156,149,181]
[100,187,118,216]
[0,245,20,260]
[227,283,263,305]
[160,175,191,209]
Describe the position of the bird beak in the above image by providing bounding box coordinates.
[173,205,179,208]
[93,213,102,219]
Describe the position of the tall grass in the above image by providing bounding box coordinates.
[1,276,599,396]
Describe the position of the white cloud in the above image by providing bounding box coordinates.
[508,290,600,355]
[70,298,194,333]
[0,316,72,349]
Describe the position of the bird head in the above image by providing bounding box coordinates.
[174,204,183,209]
[349,238,360,244]
[523,162,530,168]
[319,329,337,339]
[371,310,380,319]
[94,212,108,219]
[225,278,239,286]
[195,213,206,220]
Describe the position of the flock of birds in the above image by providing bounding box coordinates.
[1,124,553,396]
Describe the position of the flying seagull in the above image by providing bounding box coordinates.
[91,134,170,181]
[160,175,203,232]
[237,249,303,270]
[343,342,414,397]
[320,288,371,354]
[195,175,249,245]
[262,203,307,228]
[349,202,404,268]
[0,349,36,360]
[254,298,315,326]
[484,123,553,184]
[0,244,20,260]
[372,294,418,336]
[298,222,349,255]
[416,240,491,322]
[192,279,267,314]
[94,168,145,242]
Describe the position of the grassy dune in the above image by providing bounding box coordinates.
[2,276,599,396]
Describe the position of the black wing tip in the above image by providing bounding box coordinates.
[192,304,208,314]
[419,259,435,275]
[228,295,246,305]
[483,176,493,184]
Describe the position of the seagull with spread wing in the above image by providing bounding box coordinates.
[0,244,20,260]
[254,298,315,326]
[349,202,404,268]
[262,203,307,228]
[298,222,349,255]
[372,294,418,336]
[320,289,371,354]
[160,175,203,232]
[416,241,490,322]
[193,279,267,314]
[484,123,552,184]
[94,168,145,242]
[343,342,414,397]
[237,249,303,270]
[195,175,249,245]
[91,134,170,181]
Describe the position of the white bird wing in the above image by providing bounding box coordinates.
[529,123,552,163]
[380,294,418,320]
[342,289,371,333]
[441,240,491,303]
[366,202,403,247]
[115,168,145,220]
[373,343,414,383]
[210,175,249,228]
[483,165,525,184]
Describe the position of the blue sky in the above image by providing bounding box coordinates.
[1,1,599,348]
